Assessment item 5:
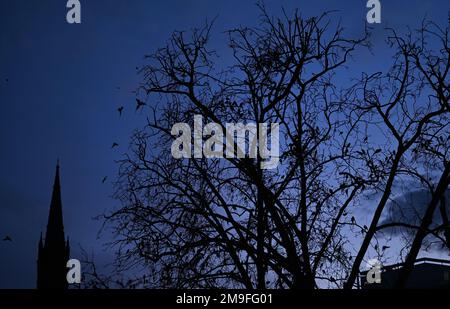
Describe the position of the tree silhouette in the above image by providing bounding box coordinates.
[344,20,450,289]
[102,6,449,289]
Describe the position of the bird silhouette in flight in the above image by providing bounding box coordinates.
[102,176,107,183]
[117,106,124,117]
[4,78,8,82]
[111,142,119,149]
[2,236,12,242]
[382,245,390,251]
[136,99,146,111]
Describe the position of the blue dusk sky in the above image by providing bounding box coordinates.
[0,0,449,288]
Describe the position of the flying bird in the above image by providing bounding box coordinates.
[2,235,12,242]
[111,142,119,149]
[136,99,146,111]
[102,176,107,183]
[382,245,390,251]
[117,106,124,116]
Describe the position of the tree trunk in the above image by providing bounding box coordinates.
[395,162,450,288]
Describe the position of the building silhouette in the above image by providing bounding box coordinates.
[359,257,450,289]
[37,162,70,289]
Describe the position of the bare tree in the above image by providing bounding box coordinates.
[392,21,450,288]
[344,20,449,289]
[103,6,449,289]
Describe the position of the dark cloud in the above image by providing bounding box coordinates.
[380,190,450,241]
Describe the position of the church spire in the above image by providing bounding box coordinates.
[44,160,65,248]
[37,161,70,289]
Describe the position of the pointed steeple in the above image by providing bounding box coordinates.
[44,160,65,249]
[37,160,70,289]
